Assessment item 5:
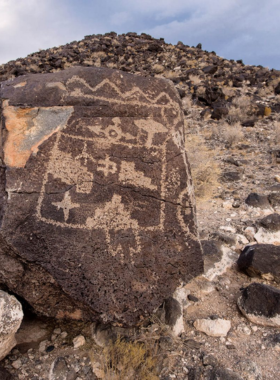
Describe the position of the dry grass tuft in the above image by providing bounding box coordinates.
[221,122,244,147]
[90,337,159,380]
[185,134,221,200]
[189,74,202,85]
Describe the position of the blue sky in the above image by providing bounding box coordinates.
[0,0,279,69]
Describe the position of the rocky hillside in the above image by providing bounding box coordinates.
[1,32,280,380]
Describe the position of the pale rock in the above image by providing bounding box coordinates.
[254,227,280,245]
[12,358,22,369]
[193,318,231,337]
[244,227,256,241]
[0,290,23,360]
[222,200,233,209]
[220,225,236,233]
[73,335,86,349]
[169,285,191,336]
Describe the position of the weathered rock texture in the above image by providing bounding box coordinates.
[0,66,203,326]
[0,291,23,360]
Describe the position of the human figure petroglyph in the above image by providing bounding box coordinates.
[52,191,80,222]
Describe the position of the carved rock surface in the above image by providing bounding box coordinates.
[0,66,203,326]
[0,291,23,360]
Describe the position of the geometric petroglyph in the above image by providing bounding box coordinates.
[97,155,117,177]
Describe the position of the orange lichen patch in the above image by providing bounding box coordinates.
[13,81,27,88]
[56,309,83,320]
[2,101,73,168]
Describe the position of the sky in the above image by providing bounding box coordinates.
[0,0,279,69]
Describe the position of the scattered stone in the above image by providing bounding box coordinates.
[0,66,203,327]
[49,357,69,380]
[0,291,23,360]
[245,193,271,209]
[193,318,231,337]
[237,244,280,282]
[259,213,280,231]
[73,335,86,349]
[11,358,22,370]
[237,283,280,327]
[222,171,241,182]
[236,359,262,380]
[188,294,199,302]
[46,345,55,353]
[244,227,256,241]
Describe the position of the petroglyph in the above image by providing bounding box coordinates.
[97,155,117,177]
[52,192,80,222]
[134,119,168,148]
[1,67,203,326]
[119,161,157,190]
[46,135,93,194]
[86,194,141,256]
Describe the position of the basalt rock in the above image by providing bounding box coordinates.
[237,283,280,327]
[0,66,203,326]
[237,244,280,282]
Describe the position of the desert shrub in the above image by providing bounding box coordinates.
[221,122,244,147]
[164,70,179,80]
[152,64,165,74]
[185,134,221,200]
[90,337,159,380]
[227,94,252,124]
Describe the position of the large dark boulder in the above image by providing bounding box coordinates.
[238,283,280,327]
[237,244,280,283]
[0,66,203,326]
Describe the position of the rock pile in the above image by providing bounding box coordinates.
[1,32,280,121]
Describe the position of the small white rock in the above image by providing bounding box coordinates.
[73,335,86,349]
[193,318,231,337]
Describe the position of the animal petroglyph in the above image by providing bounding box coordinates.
[119,161,157,190]
[47,137,93,194]
[134,119,168,148]
[86,194,141,256]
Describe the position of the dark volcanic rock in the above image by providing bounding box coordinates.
[237,244,280,283]
[237,283,280,327]
[259,213,280,231]
[245,193,270,209]
[0,66,203,326]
